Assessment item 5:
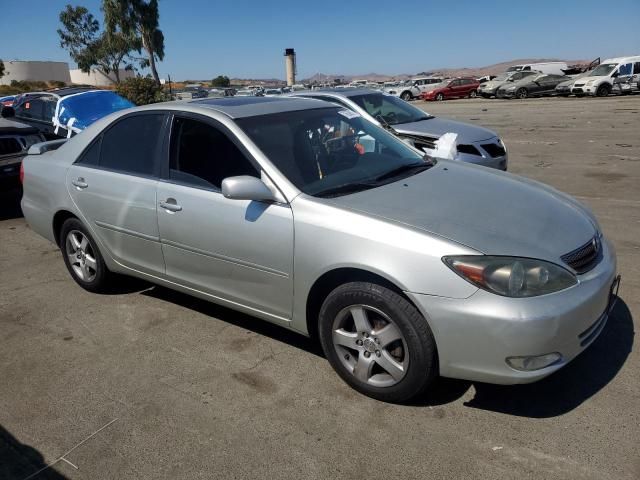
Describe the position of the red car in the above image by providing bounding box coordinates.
[420,77,480,101]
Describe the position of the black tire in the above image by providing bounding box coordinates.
[400,91,412,101]
[318,282,438,403]
[469,89,477,98]
[596,84,611,97]
[60,217,112,293]
[435,93,444,101]
[516,88,528,99]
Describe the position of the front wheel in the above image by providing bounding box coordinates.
[400,91,412,101]
[469,89,477,98]
[318,282,438,403]
[60,218,113,293]
[516,88,528,99]
[435,93,445,101]
[596,84,611,97]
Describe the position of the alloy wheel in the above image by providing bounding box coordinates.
[331,304,409,387]
[65,230,97,282]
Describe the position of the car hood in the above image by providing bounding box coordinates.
[325,161,596,262]
[393,117,497,142]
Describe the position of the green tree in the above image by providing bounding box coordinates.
[0,60,5,79]
[116,76,167,105]
[103,0,165,85]
[210,75,230,87]
[58,4,136,83]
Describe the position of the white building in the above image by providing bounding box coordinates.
[0,60,71,85]
[69,68,135,86]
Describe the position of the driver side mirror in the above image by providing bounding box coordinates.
[222,176,278,202]
[1,106,15,118]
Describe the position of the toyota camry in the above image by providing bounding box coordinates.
[21,97,619,402]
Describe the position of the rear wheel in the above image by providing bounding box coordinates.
[469,89,477,98]
[60,218,112,293]
[400,91,412,101]
[318,282,438,403]
[596,84,611,97]
[435,92,445,101]
[516,88,528,99]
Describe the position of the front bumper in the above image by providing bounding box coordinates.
[478,87,497,97]
[495,89,516,99]
[457,137,508,171]
[407,237,618,384]
[572,84,596,95]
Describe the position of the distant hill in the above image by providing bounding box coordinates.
[301,58,590,83]
[179,58,593,86]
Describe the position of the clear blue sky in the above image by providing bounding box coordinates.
[1,0,639,80]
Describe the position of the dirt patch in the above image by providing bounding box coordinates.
[231,371,277,394]
[584,172,628,183]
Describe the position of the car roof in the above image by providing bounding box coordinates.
[186,96,335,119]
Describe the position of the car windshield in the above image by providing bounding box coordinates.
[493,73,510,81]
[237,107,431,197]
[348,93,433,125]
[589,64,617,76]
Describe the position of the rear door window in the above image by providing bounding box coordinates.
[99,114,165,177]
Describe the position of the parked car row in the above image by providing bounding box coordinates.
[1,87,134,140]
[479,56,640,99]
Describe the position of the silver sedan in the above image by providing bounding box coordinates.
[21,97,618,402]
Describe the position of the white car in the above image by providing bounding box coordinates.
[572,56,640,97]
[383,82,421,101]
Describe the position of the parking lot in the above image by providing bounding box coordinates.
[1,95,638,479]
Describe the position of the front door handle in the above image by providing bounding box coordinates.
[72,177,88,189]
[159,198,182,213]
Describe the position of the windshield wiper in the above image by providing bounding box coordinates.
[313,182,379,198]
[373,161,434,182]
[375,115,398,133]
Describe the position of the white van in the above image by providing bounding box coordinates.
[507,62,568,75]
[571,56,640,96]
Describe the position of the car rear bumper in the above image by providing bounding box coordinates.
[407,237,618,384]
[0,153,24,179]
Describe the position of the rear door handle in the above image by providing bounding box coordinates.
[72,178,88,189]
[159,198,182,213]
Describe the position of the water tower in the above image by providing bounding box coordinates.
[284,48,296,86]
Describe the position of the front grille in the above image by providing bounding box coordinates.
[457,144,481,156]
[561,236,601,274]
[481,143,506,158]
[574,83,585,87]
[0,138,22,156]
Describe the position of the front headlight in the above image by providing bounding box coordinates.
[442,256,577,297]
[586,79,596,86]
